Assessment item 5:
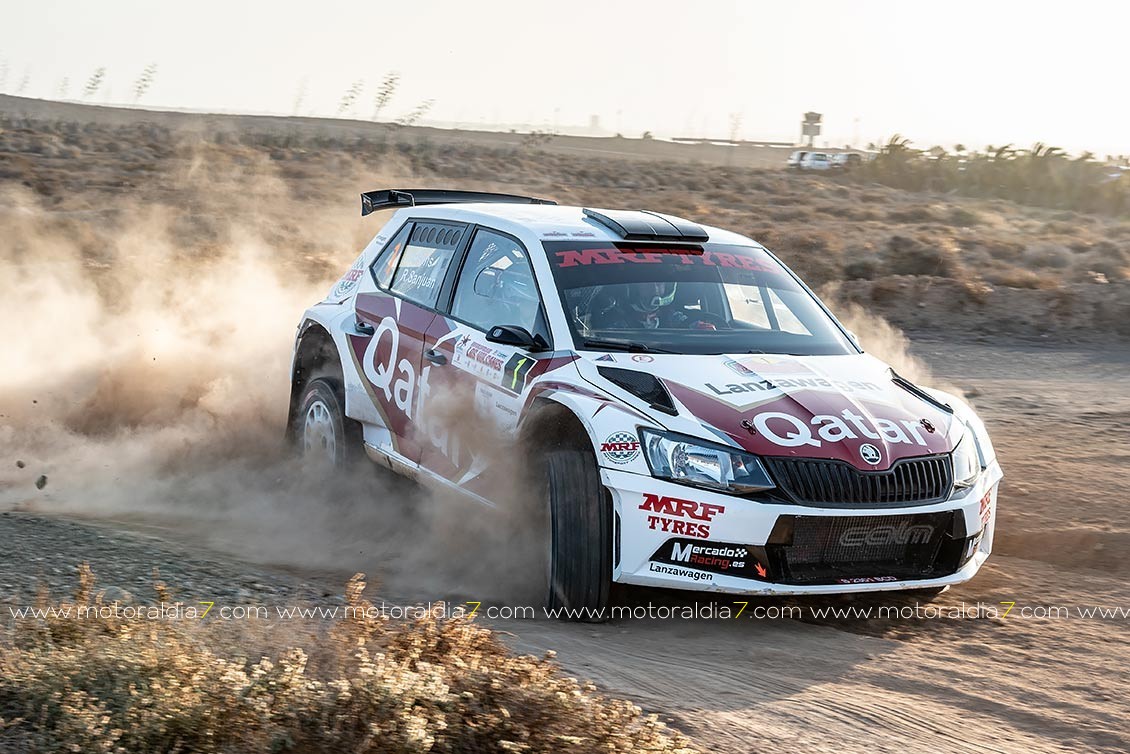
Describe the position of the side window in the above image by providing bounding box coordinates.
[372,223,413,288]
[389,222,465,308]
[451,229,541,333]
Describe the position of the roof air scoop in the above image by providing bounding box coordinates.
[583,208,709,242]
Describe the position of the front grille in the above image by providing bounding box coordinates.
[764,454,953,508]
[766,511,966,585]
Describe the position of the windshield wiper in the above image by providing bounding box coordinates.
[580,338,674,354]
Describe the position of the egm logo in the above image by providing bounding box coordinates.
[600,431,641,464]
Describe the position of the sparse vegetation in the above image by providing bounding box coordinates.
[132,63,158,102]
[337,79,365,117]
[82,67,106,99]
[0,567,695,753]
[397,98,435,127]
[0,105,1126,339]
[849,134,1130,217]
[371,72,400,121]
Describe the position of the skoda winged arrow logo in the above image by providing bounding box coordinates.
[859,443,882,465]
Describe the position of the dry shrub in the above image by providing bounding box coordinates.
[816,202,880,221]
[766,205,814,222]
[882,234,965,279]
[864,277,908,308]
[768,229,843,286]
[1022,242,1074,269]
[1069,241,1130,282]
[945,206,982,227]
[886,205,939,224]
[973,237,1026,263]
[0,569,696,753]
[983,267,1062,290]
[842,255,883,280]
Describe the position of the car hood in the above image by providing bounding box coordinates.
[586,352,959,471]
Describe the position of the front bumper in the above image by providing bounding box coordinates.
[603,461,1001,596]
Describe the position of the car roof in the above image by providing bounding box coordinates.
[387,203,757,247]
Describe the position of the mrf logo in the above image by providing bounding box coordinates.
[639,493,725,539]
[838,521,934,547]
[600,432,641,464]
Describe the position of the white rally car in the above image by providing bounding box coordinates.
[289,189,1002,614]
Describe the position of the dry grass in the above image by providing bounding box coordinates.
[3,109,1128,342]
[0,566,695,753]
[2,111,1127,297]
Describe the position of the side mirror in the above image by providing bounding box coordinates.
[845,329,862,350]
[486,324,549,352]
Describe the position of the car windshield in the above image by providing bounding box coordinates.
[544,241,855,356]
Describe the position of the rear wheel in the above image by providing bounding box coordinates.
[544,449,613,620]
[295,377,362,471]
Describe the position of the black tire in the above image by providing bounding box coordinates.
[544,448,613,620]
[294,377,363,471]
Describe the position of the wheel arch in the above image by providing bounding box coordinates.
[518,397,600,460]
[286,320,345,444]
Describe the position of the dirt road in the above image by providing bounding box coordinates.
[497,337,1130,753]
[5,337,1126,753]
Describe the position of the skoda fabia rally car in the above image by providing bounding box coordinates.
[289,189,1002,615]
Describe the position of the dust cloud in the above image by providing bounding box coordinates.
[820,283,963,398]
[0,151,947,606]
[0,152,541,604]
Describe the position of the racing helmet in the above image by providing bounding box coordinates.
[628,281,677,313]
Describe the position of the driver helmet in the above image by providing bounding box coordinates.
[628,281,677,313]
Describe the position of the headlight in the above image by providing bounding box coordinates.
[952,426,982,488]
[640,429,774,494]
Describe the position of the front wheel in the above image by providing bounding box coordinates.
[295,377,362,471]
[544,449,613,620]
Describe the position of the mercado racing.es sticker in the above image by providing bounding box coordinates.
[649,538,769,580]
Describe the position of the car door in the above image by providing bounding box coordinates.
[416,227,551,490]
[351,219,468,466]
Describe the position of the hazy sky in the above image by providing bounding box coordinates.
[2,0,1127,155]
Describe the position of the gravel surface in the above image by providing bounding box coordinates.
[0,511,337,613]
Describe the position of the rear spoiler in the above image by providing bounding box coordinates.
[360,189,557,216]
